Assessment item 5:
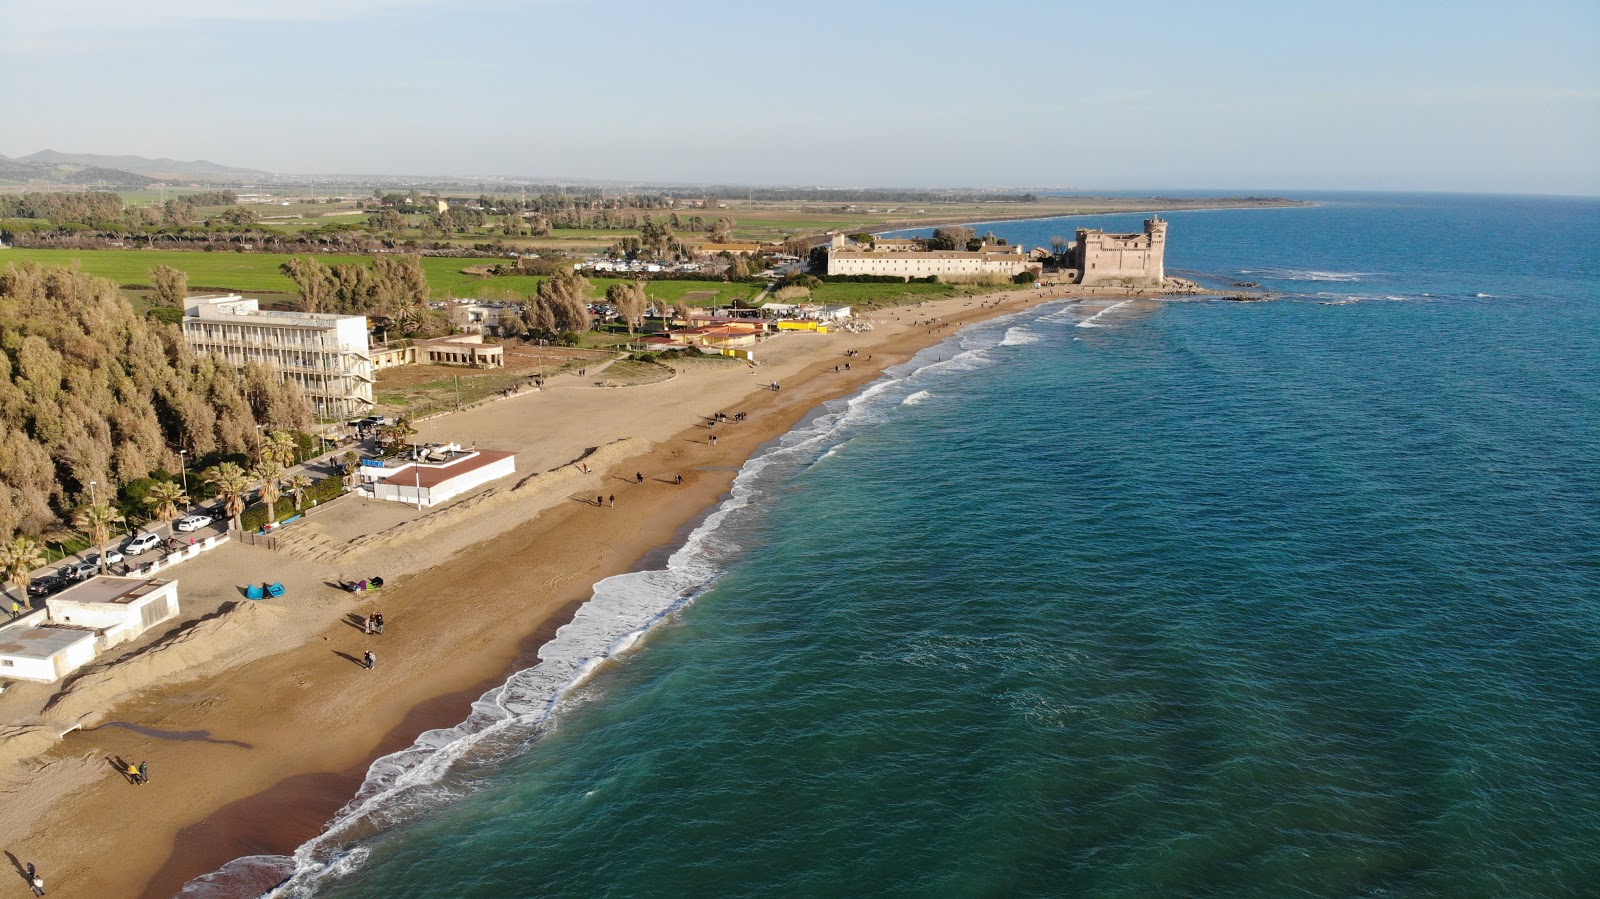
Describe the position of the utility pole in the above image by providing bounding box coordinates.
[179,449,189,516]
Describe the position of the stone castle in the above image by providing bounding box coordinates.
[823,216,1169,287]
[1071,216,1167,287]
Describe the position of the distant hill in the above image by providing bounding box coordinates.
[0,153,154,188]
[21,150,268,180]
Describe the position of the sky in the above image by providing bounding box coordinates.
[1,0,1597,195]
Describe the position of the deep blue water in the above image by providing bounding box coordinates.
[197,194,1600,898]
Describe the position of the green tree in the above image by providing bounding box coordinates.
[287,474,312,509]
[606,282,648,335]
[535,268,592,334]
[74,502,123,573]
[204,462,253,533]
[281,257,335,313]
[150,265,188,307]
[143,480,188,525]
[0,535,46,598]
[376,418,417,453]
[262,430,299,468]
[255,461,285,526]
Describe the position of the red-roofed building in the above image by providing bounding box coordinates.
[362,448,517,507]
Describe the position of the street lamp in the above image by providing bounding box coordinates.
[89,480,103,575]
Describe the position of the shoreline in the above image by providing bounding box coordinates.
[3,285,1158,898]
[864,198,1317,237]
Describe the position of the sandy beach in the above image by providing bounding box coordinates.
[0,285,1158,898]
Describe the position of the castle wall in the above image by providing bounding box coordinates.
[1075,217,1167,286]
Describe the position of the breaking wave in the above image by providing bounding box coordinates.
[1241,268,1365,282]
[184,300,1073,899]
[1076,299,1133,329]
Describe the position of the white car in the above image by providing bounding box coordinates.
[87,549,123,567]
[175,514,214,533]
[123,533,163,556]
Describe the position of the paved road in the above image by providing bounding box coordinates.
[18,440,363,599]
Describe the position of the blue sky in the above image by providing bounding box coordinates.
[2,0,1596,194]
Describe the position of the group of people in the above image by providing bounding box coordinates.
[362,612,385,635]
[123,759,150,785]
[22,862,44,896]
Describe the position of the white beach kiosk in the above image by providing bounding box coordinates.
[361,445,517,508]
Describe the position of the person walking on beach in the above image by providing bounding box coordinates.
[136,761,149,785]
[363,650,376,670]
[30,873,44,896]
[597,495,603,507]
[709,434,717,446]
[675,474,683,485]
[363,614,373,635]
[608,494,615,507]
[635,472,644,484]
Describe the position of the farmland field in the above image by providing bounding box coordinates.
[0,246,1002,309]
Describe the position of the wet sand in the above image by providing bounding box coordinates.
[1,287,1146,897]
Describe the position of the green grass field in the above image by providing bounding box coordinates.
[1,247,1005,312]
[0,247,772,304]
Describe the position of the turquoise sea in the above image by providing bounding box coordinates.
[191,194,1600,898]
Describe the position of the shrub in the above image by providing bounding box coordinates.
[1012,270,1038,284]
[238,475,346,531]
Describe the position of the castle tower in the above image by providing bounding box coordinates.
[1145,216,1167,284]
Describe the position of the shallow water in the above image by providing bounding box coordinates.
[192,193,1600,897]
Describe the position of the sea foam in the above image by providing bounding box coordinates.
[192,300,1071,898]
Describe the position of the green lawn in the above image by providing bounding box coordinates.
[0,247,764,304]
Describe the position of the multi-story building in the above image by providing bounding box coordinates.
[181,295,374,419]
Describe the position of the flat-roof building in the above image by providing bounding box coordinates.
[182,295,374,419]
[0,576,182,683]
[46,576,181,649]
[360,448,517,507]
[0,615,98,684]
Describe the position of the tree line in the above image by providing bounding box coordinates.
[0,263,312,547]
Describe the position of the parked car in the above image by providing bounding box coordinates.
[64,561,99,580]
[86,549,123,567]
[175,514,213,533]
[123,533,163,556]
[28,575,66,597]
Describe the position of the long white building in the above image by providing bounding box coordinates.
[825,233,1038,280]
[182,295,374,418]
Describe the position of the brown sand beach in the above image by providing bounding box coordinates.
[0,286,1165,897]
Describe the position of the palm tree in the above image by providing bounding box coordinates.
[262,430,299,468]
[287,474,313,510]
[377,417,416,453]
[74,503,124,574]
[205,462,254,533]
[255,461,285,525]
[143,480,188,525]
[1,535,46,599]
[338,450,361,486]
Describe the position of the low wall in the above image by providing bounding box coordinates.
[129,532,230,577]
